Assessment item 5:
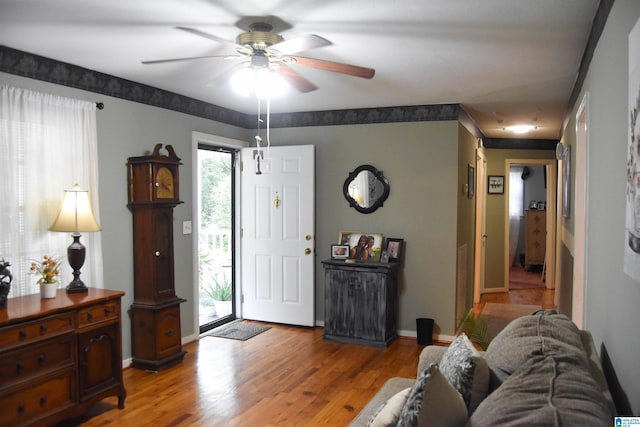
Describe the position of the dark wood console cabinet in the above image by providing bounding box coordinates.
[0,288,126,426]
[322,260,400,347]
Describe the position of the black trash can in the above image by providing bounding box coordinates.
[416,318,434,346]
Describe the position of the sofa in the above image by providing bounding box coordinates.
[349,310,615,426]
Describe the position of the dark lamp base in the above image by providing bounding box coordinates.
[65,233,89,294]
[66,279,88,293]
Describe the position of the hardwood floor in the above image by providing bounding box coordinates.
[59,288,554,427]
[58,324,431,427]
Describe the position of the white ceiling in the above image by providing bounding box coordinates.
[0,0,599,139]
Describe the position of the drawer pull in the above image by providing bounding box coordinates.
[17,404,24,414]
[40,324,47,334]
[87,312,93,321]
[38,354,46,365]
[104,306,111,315]
[165,329,174,337]
[39,396,46,406]
[16,361,23,373]
[19,329,26,340]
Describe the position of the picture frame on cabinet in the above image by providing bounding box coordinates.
[338,230,361,245]
[488,175,505,194]
[384,238,404,262]
[340,232,384,262]
[331,244,350,259]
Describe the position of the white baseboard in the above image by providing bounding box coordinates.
[397,329,455,344]
[316,322,454,344]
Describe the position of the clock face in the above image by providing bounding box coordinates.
[155,167,175,199]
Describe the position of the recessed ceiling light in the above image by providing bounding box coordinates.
[505,125,536,134]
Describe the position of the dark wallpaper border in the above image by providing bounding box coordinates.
[0,45,461,130]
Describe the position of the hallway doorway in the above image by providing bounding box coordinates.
[505,159,557,292]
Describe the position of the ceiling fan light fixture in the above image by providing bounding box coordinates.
[505,124,536,134]
[230,67,289,99]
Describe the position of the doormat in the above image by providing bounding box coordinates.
[204,322,271,341]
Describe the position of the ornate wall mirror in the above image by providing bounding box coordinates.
[343,164,390,214]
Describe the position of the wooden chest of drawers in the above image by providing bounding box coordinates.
[525,209,546,270]
[0,288,126,426]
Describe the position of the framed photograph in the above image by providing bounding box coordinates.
[380,250,390,263]
[338,230,360,245]
[468,164,475,199]
[488,175,505,194]
[331,244,350,259]
[343,232,384,262]
[384,238,404,262]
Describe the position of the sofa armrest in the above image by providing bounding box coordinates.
[417,345,448,376]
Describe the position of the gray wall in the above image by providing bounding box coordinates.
[265,121,461,336]
[561,0,640,414]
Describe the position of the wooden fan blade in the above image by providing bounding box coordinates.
[275,64,318,93]
[142,55,240,65]
[175,26,252,54]
[287,55,375,79]
[268,34,332,55]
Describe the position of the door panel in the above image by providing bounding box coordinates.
[241,145,315,326]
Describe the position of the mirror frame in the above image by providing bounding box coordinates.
[343,164,390,214]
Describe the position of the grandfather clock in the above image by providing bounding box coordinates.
[127,144,186,371]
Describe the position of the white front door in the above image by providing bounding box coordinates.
[240,145,315,326]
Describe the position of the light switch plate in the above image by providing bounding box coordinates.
[182,221,192,235]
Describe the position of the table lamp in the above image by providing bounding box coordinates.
[49,184,102,293]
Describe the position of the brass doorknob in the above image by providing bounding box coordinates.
[305,248,312,255]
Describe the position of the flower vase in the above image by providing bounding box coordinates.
[40,282,58,299]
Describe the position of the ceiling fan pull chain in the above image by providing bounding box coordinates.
[255,97,263,175]
[266,95,272,159]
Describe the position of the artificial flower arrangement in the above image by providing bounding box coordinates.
[30,255,62,284]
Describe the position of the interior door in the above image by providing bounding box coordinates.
[241,145,315,326]
[473,152,487,303]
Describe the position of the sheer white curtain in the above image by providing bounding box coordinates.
[508,166,525,267]
[0,85,103,296]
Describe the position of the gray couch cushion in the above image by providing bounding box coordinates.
[467,354,612,426]
[484,311,589,389]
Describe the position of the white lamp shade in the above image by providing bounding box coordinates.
[49,185,102,232]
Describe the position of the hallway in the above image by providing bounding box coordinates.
[474,277,556,315]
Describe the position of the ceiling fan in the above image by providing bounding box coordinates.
[142,17,375,94]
